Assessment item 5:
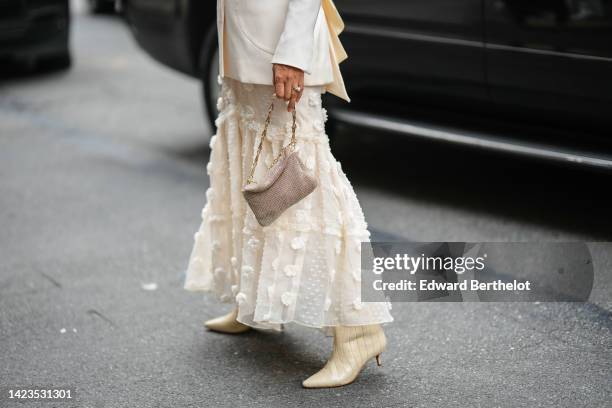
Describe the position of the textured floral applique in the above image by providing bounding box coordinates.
[241,104,255,120]
[321,159,331,172]
[305,155,315,170]
[248,237,260,248]
[190,257,204,269]
[214,267,224,278]
[295,210,309,223]
[308,92,319,107]
[214,116,224,129]
[321,107,328,123]
[222,83,235,101]
[284,264,297,277]
[284,121,294,134]
[291,236,305,250]
[241,265,254,275]
[267,285,275,300]
[209,135,217,149]
[281,292,296,307]
[247,121,259,132]
[230,257,238,268]
[272,257,280,271]
[216,97,225,111]
[313,119,324,132]
[236,292,247,305]
[209,214,226,222]
[335,240,342,255]
[206,187,215,201]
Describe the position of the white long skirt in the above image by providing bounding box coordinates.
[184,77,393,331]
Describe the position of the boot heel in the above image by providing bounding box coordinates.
[375,354,382,367]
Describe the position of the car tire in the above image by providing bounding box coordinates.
[37,50,72,72]
[89,0,115,14]
[199,25,220,133]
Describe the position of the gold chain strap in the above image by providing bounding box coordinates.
[246,96,298,185]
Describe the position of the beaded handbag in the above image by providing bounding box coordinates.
[242,98,317,227]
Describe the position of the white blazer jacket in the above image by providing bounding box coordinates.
[217,0,350,101]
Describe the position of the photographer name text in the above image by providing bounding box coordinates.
[373,279,531,292]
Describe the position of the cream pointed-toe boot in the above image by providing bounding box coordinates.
[302,324,387,388]
[204,308,251,334]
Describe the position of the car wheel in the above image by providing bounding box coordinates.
[89,0,114,14]
[37,50,72,72]
[200,26,220,133]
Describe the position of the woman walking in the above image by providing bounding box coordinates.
[184,0,393,388]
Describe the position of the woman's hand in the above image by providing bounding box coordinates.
[273,63,304,112]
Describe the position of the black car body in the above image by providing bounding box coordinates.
[123,0,612,170]
[0,0,70,68]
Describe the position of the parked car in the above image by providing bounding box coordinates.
[0,0,71,70]
[122,0,612,170]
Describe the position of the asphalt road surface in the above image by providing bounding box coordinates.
[1,3,611,407]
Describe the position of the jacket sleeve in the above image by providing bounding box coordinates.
[271,0,321,74]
